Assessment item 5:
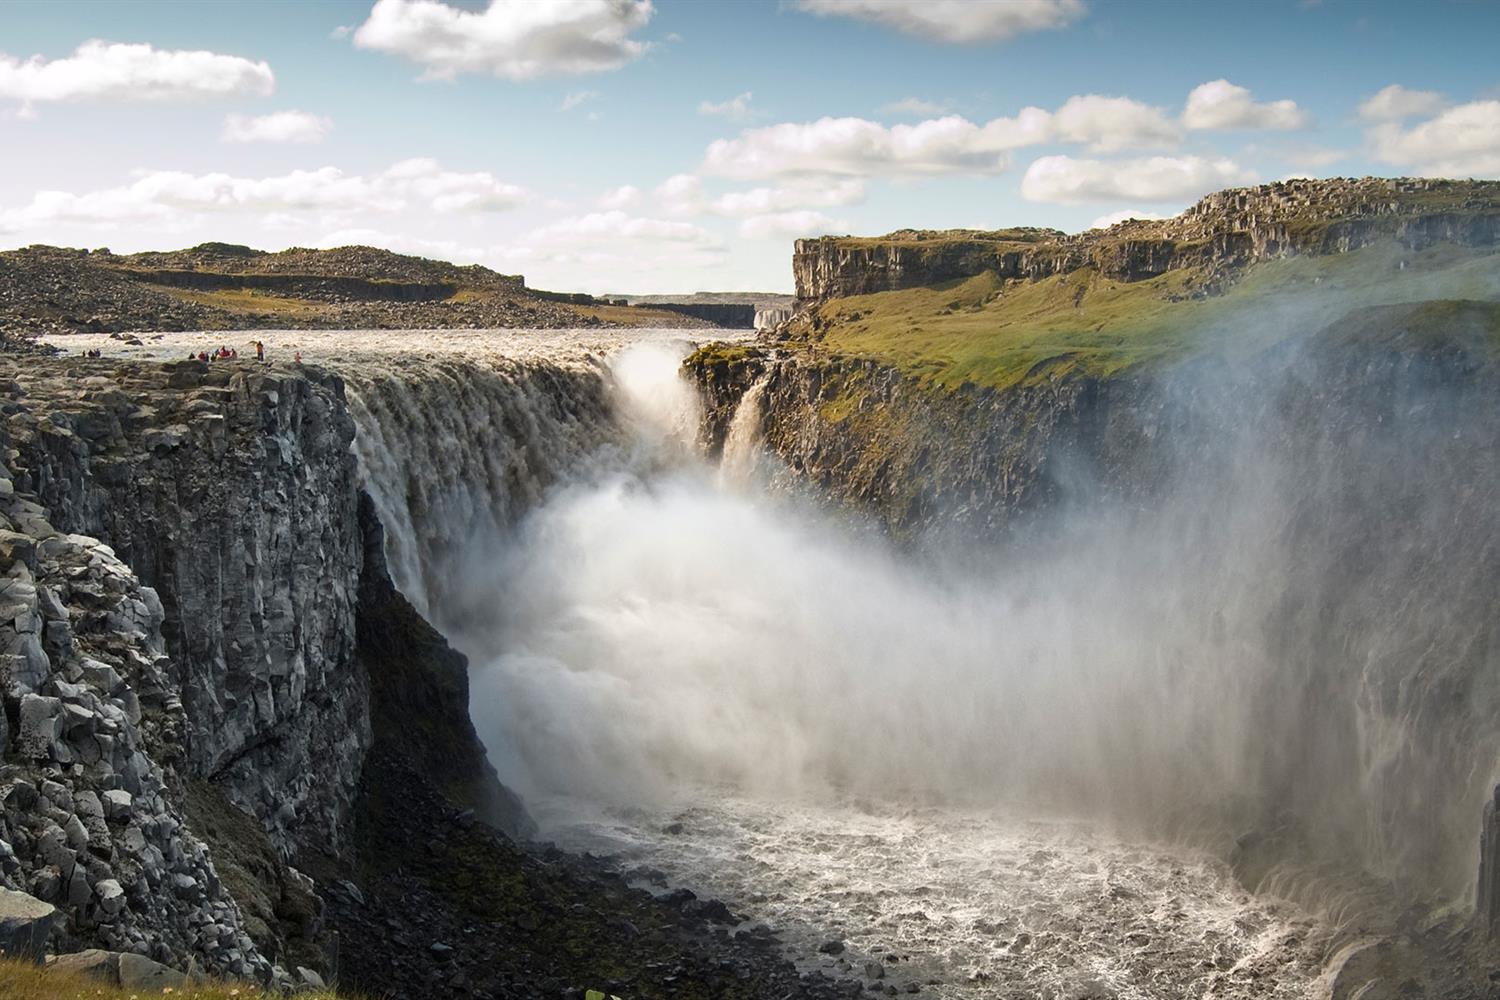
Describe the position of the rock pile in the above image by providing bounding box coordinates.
[0,454,274,980]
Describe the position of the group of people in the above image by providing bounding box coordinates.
[189,340,271,363]
[79,348,104,358]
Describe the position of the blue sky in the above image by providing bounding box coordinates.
[1,0,1497,293]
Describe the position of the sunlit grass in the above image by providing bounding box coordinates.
[810,243,1500,391]
[0,957,351,1000]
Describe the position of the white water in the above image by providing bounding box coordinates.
[445,342,1342,998]
[52,327,1491,996]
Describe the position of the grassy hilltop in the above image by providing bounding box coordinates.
[760,179,1500,393]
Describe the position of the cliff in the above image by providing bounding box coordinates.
[793,177,1500,302]
[0,359,368,856]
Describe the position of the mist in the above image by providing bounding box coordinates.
[331,294,1499,935]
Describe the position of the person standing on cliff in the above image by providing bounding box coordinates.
[256,340,265,362]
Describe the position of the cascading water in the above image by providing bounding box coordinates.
[61,326,1500,997]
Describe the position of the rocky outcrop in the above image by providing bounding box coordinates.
[0,455,274,979]
[0,358,367,857]
[793,177,1500,302]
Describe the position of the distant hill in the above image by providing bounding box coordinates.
[0,243,715,335]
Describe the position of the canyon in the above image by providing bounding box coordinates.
[0,178,1498,999]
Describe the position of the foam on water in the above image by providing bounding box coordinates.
[536,793,1328,1000]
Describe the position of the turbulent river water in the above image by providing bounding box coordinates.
[50,328,1473,998]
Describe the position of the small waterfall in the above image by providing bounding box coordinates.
[718,375,769,485]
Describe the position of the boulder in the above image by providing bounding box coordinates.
[0,888,57,961]
[117,951,196,989]
[48,948,118,980]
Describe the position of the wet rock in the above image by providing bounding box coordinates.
[819,939,846,955]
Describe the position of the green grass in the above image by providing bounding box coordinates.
[809,243,1500,392]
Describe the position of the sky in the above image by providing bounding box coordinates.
[0,0,1497,294]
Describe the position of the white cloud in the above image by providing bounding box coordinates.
[1368,100,1500,177]
[597,184,642,209]
[702,113,1047,179]
[0,40,273,108]
[0,159,528,231]
[738,210,844,240]
[1021,154,1255,204]
[1087,208,1168,230]
[351,0,654,81]
[793,0,1085,44]
[221,110,331,144]
[1358,84,1447,122]
[1052,94,1178,152]
[699,91,754,121]
[654,173,706,215]
[700,93,1189,181]
[1182,79,1308,131]
[560,89,600,111]
[710,178,865,216]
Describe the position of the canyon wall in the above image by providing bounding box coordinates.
[2,359,368,856]
[793,177,1500,302]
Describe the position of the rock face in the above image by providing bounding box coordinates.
[793,177,1500,302]
[0,453,273,977]
[0,357,368,855]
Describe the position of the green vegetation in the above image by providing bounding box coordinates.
[0,957,348,1000]
[809,243,1500,392]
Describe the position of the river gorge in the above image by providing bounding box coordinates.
[27,313,1500,999]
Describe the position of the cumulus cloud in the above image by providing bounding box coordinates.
[793,0,1085,44]
[698,94,1193,180]
[1358,84,1447,121]
[1021,154,1254,204]
[654,173,706,215]
[1182,79,1308,131]
[702,113,1048,179]
[699,91,754,121]
[351,0,654,80]
[738,210,844,240]
[0,158,528,231]
[0,40,273,109]
[597,184,642,209]
[1087,208,1168,230]
[221,110,331,144]
[1368,100,1500,177]
[710,178,865,216]
[1052,94,1178,152]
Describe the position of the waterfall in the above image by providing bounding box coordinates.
[328,329,1500,924]
[717,375,769,485]
[340,354,621,620]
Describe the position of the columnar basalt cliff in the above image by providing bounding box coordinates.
[793,177,1500,302]
[1,360,368,856]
